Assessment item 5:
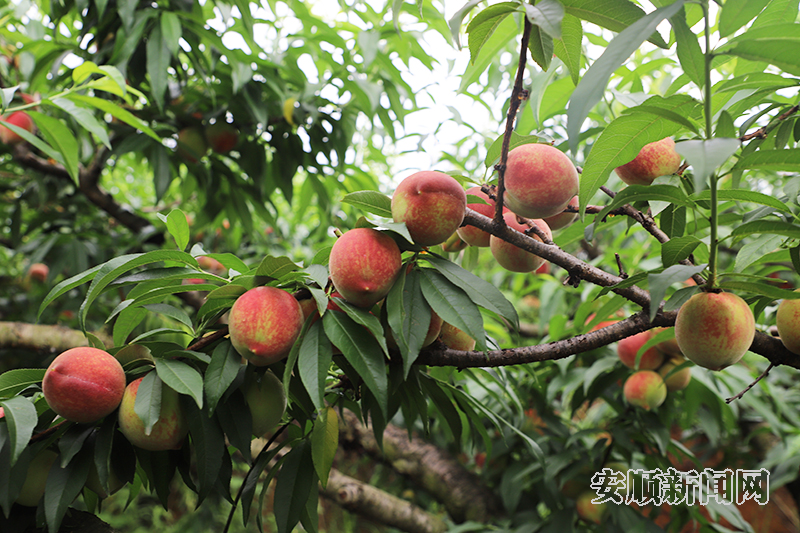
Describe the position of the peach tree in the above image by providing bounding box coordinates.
[2,0,800,532]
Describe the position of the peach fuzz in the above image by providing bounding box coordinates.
[118,377,188,451]
[329,228,402,308]
[614,137,681,186]
[675,291,755,370]
[776,290,800,354]
[489,212,552,273]
[503,143,579,219]
[391,171,467,246]
[228,286,304,366]
[42,347,126,424]
[457,186,496,247]
[617,330,664,370]
[623,370,667,410]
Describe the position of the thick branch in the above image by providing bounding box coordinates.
[321,468,447,533]
[339,410,500,523]
[0,321,112,352]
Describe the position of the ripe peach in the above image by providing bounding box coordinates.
[675,292,755,370]
[0,111,34,145]
[205,122,239,154]
[228,286,304,366]
[617,331,664,370]
[658,356,692,391]
[118,376,188,451]
[457,186,496,247]
[614,137,681,186]
[776,291,800,354]
[489,212,552,273]
[329,228,402,308]
[542,195,579,231]
[244,370,286,437]
[439,322,476,351]
[503,143,579,219]
[15,449,58,507]
[575,491,608,524]
[391,171,467,246]
[27,263,49,283]
[176,127,208,163]
[42,347,126,424]
[623,370,667,410]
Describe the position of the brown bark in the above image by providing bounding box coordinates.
[339,410,500,523]
[0,321,112,352]
[321,468,448,533]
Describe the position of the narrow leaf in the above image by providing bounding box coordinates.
[155,359,204,409]
[311,407,338,488]
[341,191,393,218]
[0,397,37,467]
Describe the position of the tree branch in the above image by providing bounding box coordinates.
[0,321,112,352]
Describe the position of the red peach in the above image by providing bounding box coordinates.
[205,122,239,154]
[329,228,402,308]
[489,212,552,273]
[42,347,126,423]
[617,330,664,370]
[228,286,304,366]
[391,171,467,246]
[0,111,34,145]
[615,137,681,186]
[503,143,579,219]
[27,263,49,283]
[457,186,496,247]
[623,370,667,410]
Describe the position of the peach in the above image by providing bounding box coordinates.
[489,212,552,273]
[503,143,579,219]
[457,186,496,247]
[205,122,239,154]
[0,111,34,145]
[176,127,208,163]
[653,327,682,357]
[439,322,476,351]
[617,330,664,370]
[675,292,755,370]
[27,263,49,283]
[391,171,467,246]
[575,491,608,524]
[441,232,468,253]
[623,370,667,410]
[244,370,286,437]
[776,291,800,354]
[658,356,692,391]
[614,137,681,186]
[42,347,126,424]
[542,195,579,231]
[118,376,188,451]
[329,228,402,308]
[197,255,225,274]
[228,286,304,366]
[15,449,58,506]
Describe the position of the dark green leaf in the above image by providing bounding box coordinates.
[386,268,430,377]
[419,269,486,351]
[524,0,564,39]
[134,371,162,435]
[648,264,708,321]
[731,220,800,240]
[528,24,554,71]
[27,111,80,182]
[311,407,338,488]
[274,442,317,533]
[155,359,203,409]
[68,94,160,141]
[298,320,332,411]
[554,13,583,85]
[661,236,702,267]
[184,399,225,503]
[44,446,92,533]
[0,369,46,400]
[342,190,393,218]
[204,340,242,415]
[160,12,182,56]
[0,396,37,466]
[146,25,170,109]
[50,97,112,149]
[671,8,704,88]
[720,23,800,76]
[166,209,190,251]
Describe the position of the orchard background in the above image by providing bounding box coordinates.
[2,0,800,531]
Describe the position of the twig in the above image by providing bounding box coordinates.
[740,105,799,142]
[615,253,627,279]
[726,363,774,404]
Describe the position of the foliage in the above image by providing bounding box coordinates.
[2,0,800,532]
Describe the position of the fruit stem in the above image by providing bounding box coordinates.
[701,0,718,289]
[494,14,533,227]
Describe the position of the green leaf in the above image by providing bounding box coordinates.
[554,13,583,85]
[559,0,668,47]
[419,269,486,351]
[183,400,225,503]
[0,369,46,400]
[660,205,686,239]
[322,312,388,418]
[719,0,770,37]
[734,234,785,272]
[386,268,430,377]
[670,8,704,89]
[311,407,338,488]
[528,23,554,71]
[256,255,300,279]
[715,73,800,94]
[204,341,242,416]
[691,189,791,212]
[50,97,112,149]
[448,0,484,48]
[467,3,518,65]
[731,220,800,240]
[44,447,92,533]
[525,0,563,39]
[26,111,80,183]
[298,320,332,411]
[675,138,741,192]
[791,245,800,275]
[274,442,317,533]
[732,148,800,172]
[134,372,163,435]
[594,184,692,227]
[460,14,517,93]
[166,209,190,250]
[0,397,37,467]
[67,94,160,141]
[419,375,463,445]
[142,303,193,330]
[485,132,546,170]
[155,359,204,409]
[334,297,390,356]
[648,264,708,321]
[146,24,170,109]
[661,236,702,267]
[341,191,393,218]
[719,23,800,76]
[566,1,685,153]
[717,280,800,300]
[425,254,519,328]
[160,12,182,56]
[57,424,95,467]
